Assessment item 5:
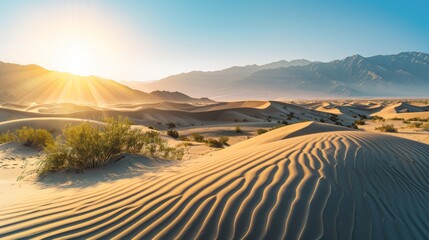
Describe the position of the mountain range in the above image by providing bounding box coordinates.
[123,52,429,100]
[0,61,213,105]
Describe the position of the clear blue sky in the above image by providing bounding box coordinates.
[0,0,427,81]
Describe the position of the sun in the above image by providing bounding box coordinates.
[57,39,95,76]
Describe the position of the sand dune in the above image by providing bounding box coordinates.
[0,101,345,130]
[1,122,429,239]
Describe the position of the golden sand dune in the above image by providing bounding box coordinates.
[0,101,343,130]
[1,122,429,239]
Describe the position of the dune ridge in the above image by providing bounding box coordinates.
[1,122,429,239]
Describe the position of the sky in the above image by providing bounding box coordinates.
[0,0,428,81]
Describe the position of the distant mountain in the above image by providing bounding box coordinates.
[0,61,213,104]
[122,59,311,99]
[124,52,429,100]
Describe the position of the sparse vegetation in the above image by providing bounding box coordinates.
[354,119,365,125]
[370,115,385,122]
[179,135,190,141]
[166,129,179,138]
[219,136,229,145]
[0,127,54,149]
[191,133,205,142]
[166,122,177,129]
[407,117,428,122]
[205,138,224,148]
[389,117,404,121]
[234,125,242,133]
[407,122,423,128]
[375,124,397,133]
[37,117,183,176]
[422,123,429,131]
[206,136,229,148]
[256,129,268,135]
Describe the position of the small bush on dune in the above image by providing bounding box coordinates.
[256,129,268,135]
[179,135,190,141]
[375,124,397,133]
[206,136,229,148]
[166,129,179,138]
[0,131,17,144]
[191,133,205,142]
[206,138,224,148]
[219,136,229,145]
[422,123,429,131]
[38,117,183,176]
[407,122,423,128]
[234,125,242,133]
[370,116,385,122]
[166,122,177,129]
[354,119,365,125]
[0,127,53,148]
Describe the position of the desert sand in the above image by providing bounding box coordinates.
[1,99,429,239]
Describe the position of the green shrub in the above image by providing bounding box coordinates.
[191,133,205,142]
[375,124,397,133]
[0,127,53,148]
[219,136,229,145]
[16,127,54,148]
[38,117,183,176]
[166,129,179,138]
[234,125,242,133]
[256,129,268,135]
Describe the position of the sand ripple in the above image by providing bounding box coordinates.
[1,123,429,239]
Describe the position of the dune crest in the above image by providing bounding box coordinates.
[1,123,429,239]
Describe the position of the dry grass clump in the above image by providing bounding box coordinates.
[375,124,397,133]
[38,117,183,176]
[0,127,54,149]
[421,123,429,131]
[206,136,229,148]
[256,129,268,135]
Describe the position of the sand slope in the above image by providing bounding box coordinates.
[1,122,429,239]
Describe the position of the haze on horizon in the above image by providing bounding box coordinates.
[0,0,428,82]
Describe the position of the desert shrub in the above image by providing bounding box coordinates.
[408,122,423,128]
[219,136,229,145]
[390,117,404,121]
[0,127,53,148]
[191,133,205,142]
[16,127,54,148]
[234,125,242,133]
[179,135,190,141]
[166,122,177,129]
[166,129,179,138]
[354,119,365,125]
[0,131,17,144]
[375,124,397,133]
[407,117,428,122]
[370,116,385,122]
[422,123,429,131]
[38,117,183,175]
[206,138,224,148]
[282,120,288,125]
[256,129,268,135]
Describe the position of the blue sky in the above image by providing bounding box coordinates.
[0,0,428,81]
